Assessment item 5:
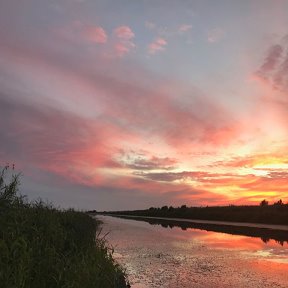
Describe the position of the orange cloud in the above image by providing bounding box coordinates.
[1,32,288,209]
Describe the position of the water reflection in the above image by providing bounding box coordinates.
[101,215,288,287]
[113,215,288,247]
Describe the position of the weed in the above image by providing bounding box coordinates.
[0,166,128,288]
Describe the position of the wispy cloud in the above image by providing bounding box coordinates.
[178,24,192,34]
[207,28,225,43]
[83,25,107,43]
[256,45,283,76]
[114,26,135,40]
[113,25,135,56]
[255,35,288,92]
[122,154,177,171]
[135,170,245,183]
[1,0,288,209]
[148,38,167,54]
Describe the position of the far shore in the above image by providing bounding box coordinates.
[101,214,288,231]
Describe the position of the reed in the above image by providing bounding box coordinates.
[0,166,128,288]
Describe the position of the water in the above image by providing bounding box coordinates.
[97,215,288,288]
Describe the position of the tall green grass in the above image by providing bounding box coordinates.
[0,166,128,288]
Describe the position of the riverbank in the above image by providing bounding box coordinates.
[101,203,288,226]
[107,214,288,231]
[0,168,128,288]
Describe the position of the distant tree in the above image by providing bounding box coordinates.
[261,237,270,244]
[86,210,97,214]
[161,205,168,211]
[180,205,187,209]
[168,206,174,211]
[260,199,269,206]
[274,199,284,206]
[149,207,155,211]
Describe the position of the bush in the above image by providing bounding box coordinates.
[0,166,128,288]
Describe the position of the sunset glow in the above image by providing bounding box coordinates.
[0,0,288,209]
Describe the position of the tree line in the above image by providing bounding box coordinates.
[102,200,288,226]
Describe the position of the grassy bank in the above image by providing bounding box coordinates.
[102,203,288,226]
[0,167,128,288]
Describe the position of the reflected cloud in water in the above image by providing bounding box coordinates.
[113,216,288,263]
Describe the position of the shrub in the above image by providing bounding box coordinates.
[0,167,128,288]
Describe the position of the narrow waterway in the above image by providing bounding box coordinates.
[97,215,288,288]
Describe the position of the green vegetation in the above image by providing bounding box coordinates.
[0,166,128,288]
[103,201,288,226]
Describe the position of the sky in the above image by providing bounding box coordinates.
[1,0,288,210]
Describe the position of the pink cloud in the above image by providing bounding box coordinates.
[113,25,135,57]
[0,43,237,152]
[148,38,167,54]
[114,41,135,57]
[4,41,287,208]
[83,26,107,43]
[114,42,129,57]
[114,25,135,40]
[58,22,108,44]
[3,2,288,210]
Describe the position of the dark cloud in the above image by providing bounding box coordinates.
[0,93,122,175]
[0,95,86,159]
[267,171,288,179]
[257,44,283,76]
[134,170,241,183]
[124,155,177,170]
[0,93,230,209]
[19,167,227,210]
[256,36,288,92]
[274,50,288,88]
